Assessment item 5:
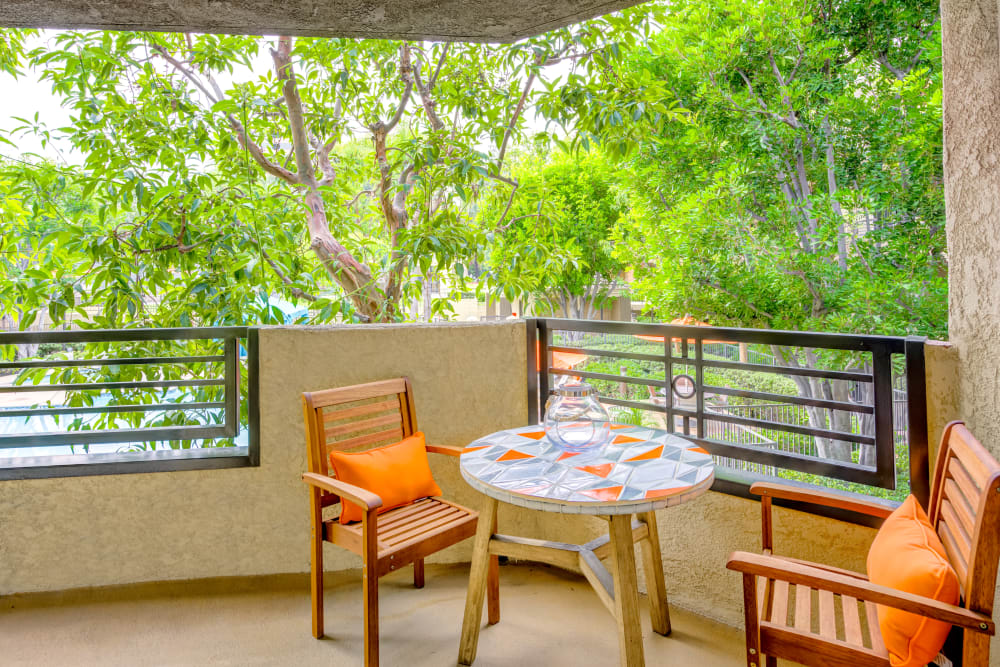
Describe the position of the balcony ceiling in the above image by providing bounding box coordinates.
[0,0,648,42]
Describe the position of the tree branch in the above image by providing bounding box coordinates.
[151,44,220,104]
[153,42,300,185]
[428,43,450,90]
[767,50,800,129]
[876,15,939,81]
[411,47,446,131]
[271,36,316,186]
[316,99,342,187]
[497,54,542,172]
[492,180,520,231]
[260,248,319,302]
[384,44,414,133]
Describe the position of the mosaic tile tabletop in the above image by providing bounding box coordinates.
[460,424,715,515]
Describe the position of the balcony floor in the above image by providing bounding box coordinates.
[2,563,747,666]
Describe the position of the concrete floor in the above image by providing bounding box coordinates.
[1,563,747,666]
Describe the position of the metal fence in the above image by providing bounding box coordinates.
[526,318,929,504]
[0,326,259,479]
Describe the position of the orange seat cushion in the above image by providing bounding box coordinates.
[329,431,442,525]
[866,495,961,667]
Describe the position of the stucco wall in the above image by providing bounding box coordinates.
[0,322,926,644]
[926,340,962,464]
[943,0,1000,452]
[0,322,528,594]
[942,0,1000,660]
[491,485,876,628]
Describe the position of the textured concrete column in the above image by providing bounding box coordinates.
[944,0,1000,447]
[941,0,1000,661]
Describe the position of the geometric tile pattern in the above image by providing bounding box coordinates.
[460,424,715,516]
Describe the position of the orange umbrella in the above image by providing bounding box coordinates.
[553,351,588,369]
[633,316,727,344]
[535,341,588,372]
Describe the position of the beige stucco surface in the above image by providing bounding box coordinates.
[942,0,1000,660]
[925,340,962,465]
[495,484,876,628]
[0,322,528,594]
[1,320,881,639]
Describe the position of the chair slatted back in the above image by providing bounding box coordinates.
[302,378,418,505]
[928,421,1000,614]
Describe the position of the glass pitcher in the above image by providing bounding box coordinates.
[543,381,613,452]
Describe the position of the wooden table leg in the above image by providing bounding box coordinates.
[639,511,671,635]
[608,513,645,667]
[458,496,498,666]
[487,510,500,625]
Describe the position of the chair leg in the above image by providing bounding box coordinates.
[310,503,325,639]
[963,631,990,666]
[363,563,379,667]
[740,573,761,667]
[362,509,380,667]
[414,558,425,588]
[765,656,776,667]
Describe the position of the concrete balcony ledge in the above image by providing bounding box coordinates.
[2,563,744,666]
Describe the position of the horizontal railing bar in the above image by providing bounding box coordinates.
[543,318,906,353]
[700,359,872,382]
[589,402,885,486]
[681,435,883,486]
[703,385,874,415]
[0,425,233,448]
[0,355,225,370]
[698,410,875,445]
[0,402,226,418]
[0,446,252,480]
[0,326,248,345]
[551,368,664,388]
[598,396,664,412]
[548,345,664,364]
[0,379,225,394]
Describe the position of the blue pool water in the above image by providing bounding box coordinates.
[0,391,246,459]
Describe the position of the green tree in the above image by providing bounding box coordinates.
[479,150,627,319]
[0,19,655,329]
[545,0,942,467]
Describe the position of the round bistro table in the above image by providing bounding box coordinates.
[456,424,716,667]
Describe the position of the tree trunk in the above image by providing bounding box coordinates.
[270,38,391,322]
[822,115,849,271]
[772,346,854,463]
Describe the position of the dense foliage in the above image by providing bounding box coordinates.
[1,0,943,337]
[479,150,626,318]
[0,1,944,483]
[594,0,943,339]
[0,15,658,329]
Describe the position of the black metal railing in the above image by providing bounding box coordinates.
[0,326,259,479]
[526,318,929,506]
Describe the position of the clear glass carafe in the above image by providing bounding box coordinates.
[543,381,613,451]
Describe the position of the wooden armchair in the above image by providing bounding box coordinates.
[301,377,498,667]
[727,421,1000,667]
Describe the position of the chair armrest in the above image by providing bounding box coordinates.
[727,551,995,634]
[302,472,383,511]
[426,444,464,457]
[750,481,896,520]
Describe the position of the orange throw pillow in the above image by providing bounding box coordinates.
[866,495,961,667]
[328,431,442,525]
